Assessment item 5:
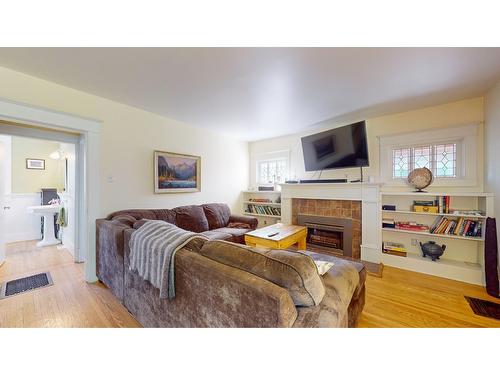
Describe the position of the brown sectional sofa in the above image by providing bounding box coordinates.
[96,203,366,327]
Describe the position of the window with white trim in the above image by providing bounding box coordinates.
[392,142,458,179]
[257,158,287,184]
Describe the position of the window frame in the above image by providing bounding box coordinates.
[379,124,480,188]
[257,157,288,185]
[391,141,462,180]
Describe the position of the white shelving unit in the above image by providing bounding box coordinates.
[380,191,494,285]
[242,190,281,227]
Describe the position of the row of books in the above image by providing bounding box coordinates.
[246,204,281,216]
[382,241,407,257]
[412,196,451,214]
[382,218,430,232]
[395,221,430,232]
[430,217,483,237]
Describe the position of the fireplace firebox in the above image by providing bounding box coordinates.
[297,214,353,257]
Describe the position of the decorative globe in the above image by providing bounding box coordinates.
[407,167,433,192]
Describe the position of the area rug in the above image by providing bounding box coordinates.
[465,296,500,320]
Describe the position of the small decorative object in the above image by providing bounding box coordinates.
[382,204,396,211]
[26,158,45,170]
[154,151,201,193]
[407,167,433,192]
[419,241,446,261]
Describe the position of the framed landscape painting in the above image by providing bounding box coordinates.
[154,151,201,193]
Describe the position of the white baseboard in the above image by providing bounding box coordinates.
[6,231,41,243]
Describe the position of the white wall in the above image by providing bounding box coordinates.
[0,67,249,217]
[4,193,41,243]
[249,97,484,193]
[485,80,500,250]
[0,137,39,245]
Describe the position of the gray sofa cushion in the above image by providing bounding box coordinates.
[199,240,325,307]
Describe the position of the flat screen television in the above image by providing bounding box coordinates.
[301,121,369,171]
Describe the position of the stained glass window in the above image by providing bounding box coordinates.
[392,148,410,178]
[434,143,456,177]
[392,143,457,179]
[258,159,287,184]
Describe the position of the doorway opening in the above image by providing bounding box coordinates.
[0,133,77,259]
[0,100,100,283]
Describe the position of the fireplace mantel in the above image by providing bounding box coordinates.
[279,182,383,263]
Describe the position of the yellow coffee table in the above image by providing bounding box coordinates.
[244,223,307,250]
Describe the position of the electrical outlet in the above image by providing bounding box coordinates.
[411,238,418,246]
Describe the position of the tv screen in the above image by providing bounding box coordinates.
[301,121,369,171]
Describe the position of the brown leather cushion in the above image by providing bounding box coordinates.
[227,222,251,229]
[201,230,233,241]
[107,209,157,221]
[174,205,209,233]
[111,214,137,227]
[152,209,176,224]
[202,203,231,229]
[199,240,325,307]
[133,219,149,230]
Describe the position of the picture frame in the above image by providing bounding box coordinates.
[154,150,201,193]
[26,158,45,170]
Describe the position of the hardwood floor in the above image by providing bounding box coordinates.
[1,240,499,328]
[0,241,140,328]
[358,265,500,328]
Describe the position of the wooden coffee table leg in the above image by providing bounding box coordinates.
[297,235,307,250]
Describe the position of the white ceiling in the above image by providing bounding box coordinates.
[0,48,499,141]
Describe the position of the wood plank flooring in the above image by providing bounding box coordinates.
[1,240,499,327]
[0,241,140,328]
[358,265,500,328]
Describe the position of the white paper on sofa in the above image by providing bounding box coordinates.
[314,260,335,275]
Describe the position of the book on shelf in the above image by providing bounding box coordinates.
[437,195,451,214]
[383,241,407,252]
[382,218,396,228]
[413,200,435,206]
[245,203,281,217]
[394,221,430,232]
[382,241,407,257]
[450,209,484,216]
[429,216,482,237]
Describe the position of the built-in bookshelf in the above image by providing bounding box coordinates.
[380,191,494,285]
[242,190,281,227]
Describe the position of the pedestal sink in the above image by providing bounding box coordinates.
[27,205,61,247]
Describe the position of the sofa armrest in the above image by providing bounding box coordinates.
[96,218,134,301]
[228,214,258,229]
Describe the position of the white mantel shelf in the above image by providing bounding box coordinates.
[279,182,383,264]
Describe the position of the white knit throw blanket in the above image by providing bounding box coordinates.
[129,220,206,299]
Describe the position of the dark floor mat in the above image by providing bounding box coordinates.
[465,296,500,320]
[0,272,53,299]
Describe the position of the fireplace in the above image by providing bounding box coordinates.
[297,214,353,257]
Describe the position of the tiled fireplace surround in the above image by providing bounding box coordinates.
[279,183,382,264]
[291,199,362,259]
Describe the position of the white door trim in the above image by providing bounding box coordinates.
[0,97,101,282]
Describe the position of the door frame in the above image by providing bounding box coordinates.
[0,97,101,282]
